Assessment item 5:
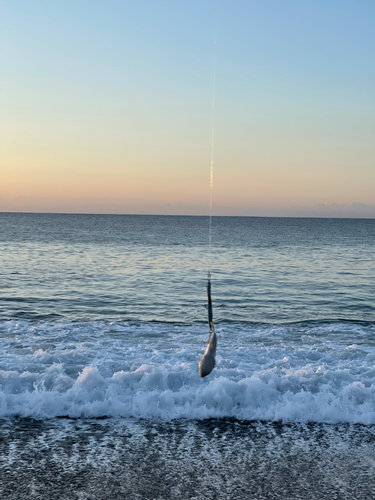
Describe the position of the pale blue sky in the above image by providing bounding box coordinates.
[1,1,374,216]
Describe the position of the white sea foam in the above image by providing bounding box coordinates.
[1,320,375,423]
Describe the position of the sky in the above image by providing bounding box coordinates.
[1,0,374,217]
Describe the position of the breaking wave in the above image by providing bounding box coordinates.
[1,320,375,423]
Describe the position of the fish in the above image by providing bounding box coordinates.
[199,329,217,377]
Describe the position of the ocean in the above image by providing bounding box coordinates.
[1,212,375,499]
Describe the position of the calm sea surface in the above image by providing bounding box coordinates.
[1,213,375,499]
[1,213,374,324]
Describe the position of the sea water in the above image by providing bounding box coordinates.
[1,213,375,499]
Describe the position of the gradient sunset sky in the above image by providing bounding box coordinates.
[1,1,374,217]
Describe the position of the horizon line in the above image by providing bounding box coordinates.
[1,211,374,220]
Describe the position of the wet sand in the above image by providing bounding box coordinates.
[1,418,375,499]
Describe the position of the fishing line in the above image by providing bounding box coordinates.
[208,23,217,255]
[200,13,218,378]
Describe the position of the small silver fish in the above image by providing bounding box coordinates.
[199,329,217,377]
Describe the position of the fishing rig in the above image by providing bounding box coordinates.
[199,14,217,378]
[206,272,214,336]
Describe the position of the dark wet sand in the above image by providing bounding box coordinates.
[1,418,375,500]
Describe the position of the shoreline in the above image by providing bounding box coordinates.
[1,418,375,499]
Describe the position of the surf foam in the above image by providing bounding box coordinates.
[1,320,375,422]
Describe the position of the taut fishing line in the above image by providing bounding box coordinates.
[199,14,218,378]
[209,27,216,253]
